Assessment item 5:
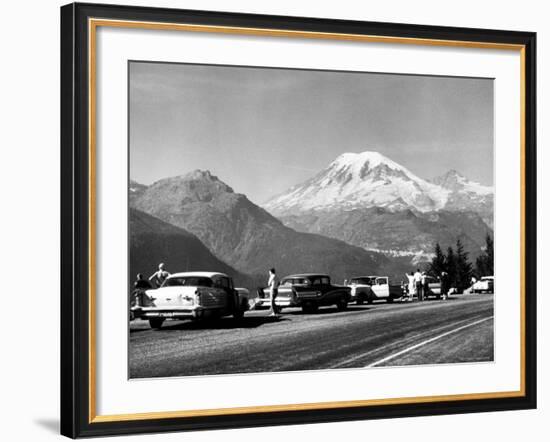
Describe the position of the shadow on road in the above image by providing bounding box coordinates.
[282,305,373,316]
[131,315,289,332]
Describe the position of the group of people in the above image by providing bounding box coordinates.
[134,263,171,291]
[404,269,449,301]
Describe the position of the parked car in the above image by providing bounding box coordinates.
[346,276,378,304]
[257,273,351,313]
[368,276,406,303]
[131,272,250,329]
[421,276,443,299]
[472,276,494,294]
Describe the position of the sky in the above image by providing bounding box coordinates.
[129,61,494,206]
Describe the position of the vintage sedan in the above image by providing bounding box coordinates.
[257,273,351,313]
[131,272,250,329]
[472,276,494,294]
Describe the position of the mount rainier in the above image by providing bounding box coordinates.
[264,151,492,219]
[263,151,493,263]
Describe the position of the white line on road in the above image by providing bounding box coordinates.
[330,315,490,369]
[366,316,494,368]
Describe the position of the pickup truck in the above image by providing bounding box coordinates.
[131,271,250,329]
[472,276,494,294]
[256,273,351,313]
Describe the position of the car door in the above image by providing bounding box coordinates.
[371,277,389,298]
[318,276,333,304]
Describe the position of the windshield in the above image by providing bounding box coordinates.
[162,277,213,287]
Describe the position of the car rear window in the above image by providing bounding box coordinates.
[281,278,309,286]
[163,277,213,287]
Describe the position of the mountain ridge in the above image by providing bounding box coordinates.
[130,170,392,283]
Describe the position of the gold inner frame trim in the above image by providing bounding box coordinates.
[88,17,527,424]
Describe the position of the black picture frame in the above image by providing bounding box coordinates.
[61,2,537,438]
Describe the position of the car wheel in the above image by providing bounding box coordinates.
[233,308,244,320]
[149,318,165,329]
[386,296,394,304]
[356,296,364,305]
[336,298,348,311]
[367,294,374,305]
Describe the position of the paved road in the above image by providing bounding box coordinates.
[129,294,494,378]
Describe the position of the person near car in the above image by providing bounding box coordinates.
[421,271,429,299]
[414,269,423,301]
[149,262,170,288]
[405,272,415,301]
[132,273,152,308]
[440,271,449,300]
[134,273,152,290]
[268,268,280,317]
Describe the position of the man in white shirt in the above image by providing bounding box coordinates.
[414,269,423,301]
[268,268,280,317]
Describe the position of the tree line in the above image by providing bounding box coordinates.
[428,234,494,293]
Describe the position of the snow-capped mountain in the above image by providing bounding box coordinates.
[264,151,450,215]
[263,151,493,219]
[431,169,494,227]
[262,151,493,264]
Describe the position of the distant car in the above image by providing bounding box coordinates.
[257,273,351,313]
[472,276,494,294]
[131,271,250,329]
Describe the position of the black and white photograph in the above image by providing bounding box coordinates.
[128,61,495,379]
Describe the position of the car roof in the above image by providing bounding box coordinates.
[350,275,379,279]
[168,271,229,279]
[282,273,330,279]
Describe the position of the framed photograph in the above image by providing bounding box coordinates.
[60,2,537,438]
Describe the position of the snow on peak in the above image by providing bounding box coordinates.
[333,151,404,171]
[432,169,493,195]
[264,150,450,214]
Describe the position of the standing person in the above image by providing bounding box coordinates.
[414,268,423,301]
[134,273,152,290]
[267,268,280,317]
[405,272,415,301]
[441,271,449,300]
[149,263,170,288]
[421,271,429,299]
[132,273,152,309]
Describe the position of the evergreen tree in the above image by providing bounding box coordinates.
[475,234,494,277]
[475,255,487,277]
[485,233,494,275]
[429,242,446,277]
[455,239,473,293]
[446,245,457,289]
